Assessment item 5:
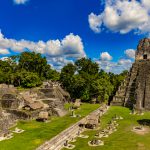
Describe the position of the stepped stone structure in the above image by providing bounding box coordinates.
[0,81,70,119]
[0,81,70,134]
[111,38,150,111]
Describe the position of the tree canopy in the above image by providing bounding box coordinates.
[60,58,128,102]
[0,52,60,88]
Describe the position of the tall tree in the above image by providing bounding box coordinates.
[18,52,47,78]
[60,58,128,102]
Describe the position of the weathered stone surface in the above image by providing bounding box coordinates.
[39,111,48,119]
[1,94,21,109]
[48,99,67,117]
[0,110,16,134]
[40,81,70,102]
[0,81,70,123]
[136,38,150,61]
[73,99,81,109]
[111,38,150,111]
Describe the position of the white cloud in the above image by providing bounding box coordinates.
[48,57,68,67]
[0,31,86,71]
[47,57,74,71]
[0,57,9,61]
[0,48,10,55]
[100,52,112,61]
[125,49,135,59]
[0,31,85,58]
[62,34,85,58]
[142,0,150,10]
[88,13,103,33]
[88,0,150,35]
[97,58,133,74]
[13,0,29,5]
[95,50,134,74]
[118,59,132,65]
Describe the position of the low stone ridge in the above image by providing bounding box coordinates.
[111,38,150,112]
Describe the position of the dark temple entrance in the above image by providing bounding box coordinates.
[143,54,147,59]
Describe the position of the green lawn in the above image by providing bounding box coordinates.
[0,103,100,150]
[63,106,150,150]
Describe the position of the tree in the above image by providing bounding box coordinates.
[0,70,5,83]
[60,63,76,90]
[45,69,60,81]
[60,58,128,103]
[18,52,47,78]
[60,58,100,101]
[92,78,113,103]
[71,75,85,98]
[0,51,60,88]
[75,58,99,75]
[21,72,42,88]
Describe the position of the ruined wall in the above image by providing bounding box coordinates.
[0,111,16,132]
[36,105,108,150]
[0,82,70,120]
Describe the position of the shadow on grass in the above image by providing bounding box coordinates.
[137,119,150,126]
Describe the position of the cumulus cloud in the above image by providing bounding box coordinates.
[142,0,150,10]
[0,31,86,71]
[47,57,74,71]
[118,59,132,65]
[0,57,9,61]
[95,50,134,74]
[97,58,133,74]
[88,13,103,33]
[0,31,85,58]
[100,52,112,61]
[62,34,85,58]
[0,48,10,55]
[125,49,135,59]
[13,0,29,5]
[88,0,150,35]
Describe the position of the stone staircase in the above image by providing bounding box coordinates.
[111,63,138,107]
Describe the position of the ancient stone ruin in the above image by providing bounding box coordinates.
[0,81,70,135]
[111,38,150,112]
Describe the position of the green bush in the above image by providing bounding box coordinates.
[21,72,42,88]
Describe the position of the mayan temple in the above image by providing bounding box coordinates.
[111,38,150,111]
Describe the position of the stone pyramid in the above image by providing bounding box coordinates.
[111,38,150,111]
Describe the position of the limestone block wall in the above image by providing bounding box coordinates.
[36,105,108,150]
[0,111,16,131]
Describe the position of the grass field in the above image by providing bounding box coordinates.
[0,103,100,150]
[63,106,150,150]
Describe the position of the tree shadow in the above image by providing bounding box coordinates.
[137,119,150,126]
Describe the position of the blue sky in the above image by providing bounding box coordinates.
[0,0,149,73]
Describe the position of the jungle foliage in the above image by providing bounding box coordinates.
[60,58,128,102]
[0,52,60,88]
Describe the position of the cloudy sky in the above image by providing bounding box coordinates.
[0,0,149,73]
